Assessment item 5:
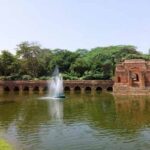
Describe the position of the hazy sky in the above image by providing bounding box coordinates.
[0,0,150,53]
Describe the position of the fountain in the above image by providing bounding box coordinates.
[48,66,65,99]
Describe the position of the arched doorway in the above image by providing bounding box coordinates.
[131,72,140,87]
[33,86,39,92]
[23,86,29,92]
[74,86,81,92]
[96,87,102,92]
[43,86,48,92]
[85,87,91,92]
[64,86,70,92]
[4,86,10,92]
[14,86,19,92]
[107,87,113,91]
[131,73,139,81]
[118,77,121,83]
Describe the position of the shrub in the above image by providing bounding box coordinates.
[22,75,32,80]
[0,76,6,80]
[62,74,78,80]
[39,76,50,80]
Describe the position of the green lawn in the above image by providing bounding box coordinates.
[0,139,14,150]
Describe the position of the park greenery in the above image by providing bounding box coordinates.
[0,41,149,80]
[0,139,14,150]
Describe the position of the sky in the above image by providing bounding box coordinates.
[0,0,150,54]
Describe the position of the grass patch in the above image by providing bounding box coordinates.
[0,139,14,150]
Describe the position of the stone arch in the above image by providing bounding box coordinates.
[131,73,139,81]
[107,87,113,91]
[117,76,121,83]
[130,72,140,87]
[23,86,29,91]
[85,87,92,92]
[14,86,19,91]
[74,86,81,92]
[64,86,70,92]
[96,87,102,92]
[43,86,48,91]
[33,86,39,91]
[4,86,10,92]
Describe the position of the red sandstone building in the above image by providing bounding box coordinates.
[113,59,150,95]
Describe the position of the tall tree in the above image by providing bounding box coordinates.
[50,49,79,73]
[16,41,41,77]
[0,50,19,76]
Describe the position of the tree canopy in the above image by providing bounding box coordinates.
[0,42,148,80]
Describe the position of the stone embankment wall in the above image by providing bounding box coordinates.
[0,80,114,94]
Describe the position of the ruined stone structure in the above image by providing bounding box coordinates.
[2,59,150,95]
[113,59,150,95]
[0,80,113,94]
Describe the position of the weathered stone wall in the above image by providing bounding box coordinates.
[113,59,150,95]
[0,80,114,94]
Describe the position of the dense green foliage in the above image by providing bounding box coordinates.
[0,42,149,80]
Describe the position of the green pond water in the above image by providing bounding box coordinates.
[0,92,150,150]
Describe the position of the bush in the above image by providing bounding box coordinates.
[33,78,39,80]
[22,75,32,80]
[39,76,50,80]
[62,74,78,80]
[0,76,6,80]
[10,74,21,80]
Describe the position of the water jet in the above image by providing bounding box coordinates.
[48,66,65,99]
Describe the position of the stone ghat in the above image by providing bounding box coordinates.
[113,83,150,95]
[0,80,114,94]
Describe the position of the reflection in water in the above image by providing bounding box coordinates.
[0,93,150,150]
[115,95,148,113]
[114,95,150,130]
[49,100,63,121]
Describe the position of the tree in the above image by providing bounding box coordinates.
[70,58,90,77]
[0,43,148,80]
[16,41,41,77]
[0,50,19,76]
[75,49,88,57]
[50,49,79,73]
[38,48,54,76]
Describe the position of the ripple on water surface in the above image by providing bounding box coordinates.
[0,93,150,150]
